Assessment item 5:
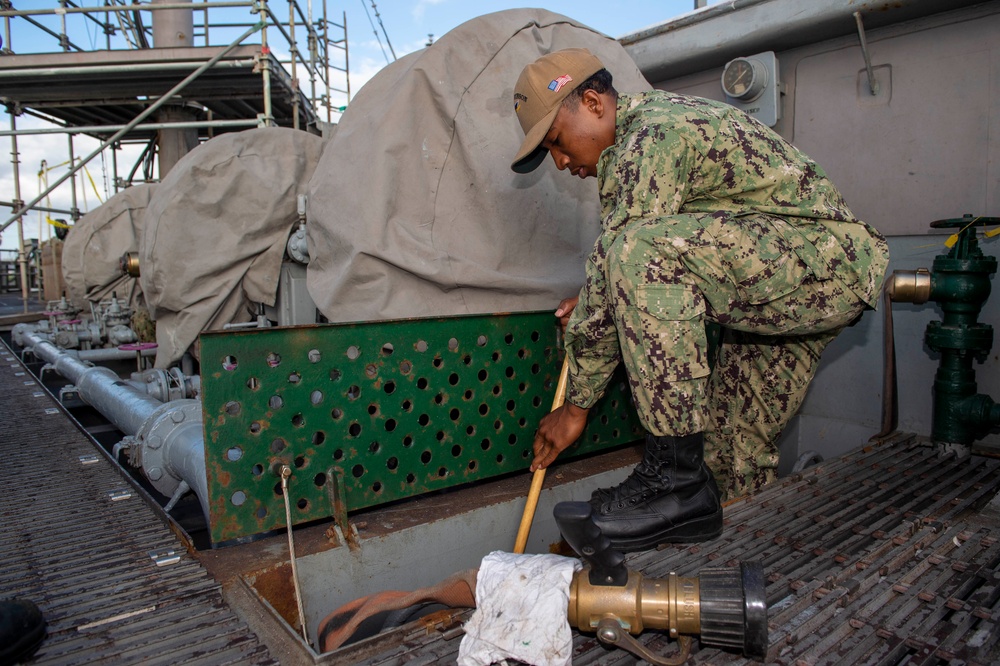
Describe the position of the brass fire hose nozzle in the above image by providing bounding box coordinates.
[555,501,767,664]
[567,562,766,662]
[568,568,701,637]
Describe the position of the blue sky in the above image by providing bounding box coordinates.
[0,1,721,250]
[345,1,715,88]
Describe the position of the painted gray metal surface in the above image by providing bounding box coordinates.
[620,0,986,82]
[626,2,1000,237]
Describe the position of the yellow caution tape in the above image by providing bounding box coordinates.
[82,164,104,204]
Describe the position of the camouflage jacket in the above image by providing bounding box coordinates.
[564,91,889,408]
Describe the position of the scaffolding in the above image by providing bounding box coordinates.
[0,0,349,305]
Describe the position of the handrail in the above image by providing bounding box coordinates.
[1,21,264,233]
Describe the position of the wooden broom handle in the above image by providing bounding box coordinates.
[513,357,570,554]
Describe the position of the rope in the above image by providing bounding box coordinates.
[281,466,309,644]
[82,163,104,205]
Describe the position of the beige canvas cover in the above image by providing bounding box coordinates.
[140,128,325,367]
[61,183,155,311]
[306,9,650,322]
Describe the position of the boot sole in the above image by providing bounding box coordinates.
[605,508,724,552]
[1,626,46,664]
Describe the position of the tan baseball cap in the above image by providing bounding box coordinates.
[510,48,605,174]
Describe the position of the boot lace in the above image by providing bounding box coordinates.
[593,459,663,507]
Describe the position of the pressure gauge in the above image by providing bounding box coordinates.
[721,57,768,101]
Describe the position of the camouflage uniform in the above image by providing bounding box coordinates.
[564,92,889,499]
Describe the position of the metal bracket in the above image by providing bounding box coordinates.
[108,488,133,502]
[39,363,55,382]
[853,12,879,96]
[148,549,181,567]
[59,385,80,404]
[326,466,361,550]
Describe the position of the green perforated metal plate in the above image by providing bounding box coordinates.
[200,311,642,544]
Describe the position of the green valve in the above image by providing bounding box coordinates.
[924,216,999,447]
[885,216,1000,449]
[199,311,643,544]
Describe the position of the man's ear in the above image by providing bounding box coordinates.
[581,89,605,117]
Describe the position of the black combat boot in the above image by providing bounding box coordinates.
[0,598,46,666]
[588,432,722,551]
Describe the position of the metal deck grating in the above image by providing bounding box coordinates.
[330,433,1000,665]
[0,344,276,665]
[3,329,999,664]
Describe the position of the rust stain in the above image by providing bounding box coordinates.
[250,562,300,629]
[420,609,464,634]
[548,540,575,556]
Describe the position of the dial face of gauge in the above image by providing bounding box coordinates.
[722,58,755,98]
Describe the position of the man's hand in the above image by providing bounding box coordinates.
[531,402,590,471]
[555,296,579,332]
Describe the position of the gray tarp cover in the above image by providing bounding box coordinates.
[306,9,650,322]
[61,183,156,311]
[141,128,324,367]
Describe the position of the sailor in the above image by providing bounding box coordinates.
[512,48,889,551]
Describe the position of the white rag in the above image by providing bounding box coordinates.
[458,551,582,666]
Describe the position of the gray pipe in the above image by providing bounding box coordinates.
[23,331,210,524]
[0,1,252,17]
[27,332,161,434]
[72,347,158,363]
[152,0,194,48]
[0,118,257,137]
[0,61,255,80]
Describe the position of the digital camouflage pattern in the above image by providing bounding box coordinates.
[563,92,889,498]
[131,306,157,343]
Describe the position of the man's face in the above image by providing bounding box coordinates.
[540,91,614,179]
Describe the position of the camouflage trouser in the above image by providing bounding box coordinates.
[605,212,868,500]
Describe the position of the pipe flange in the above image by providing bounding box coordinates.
[287,226,310,264]
[137,399,202,498]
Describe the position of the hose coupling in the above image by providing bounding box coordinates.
[887,268,931,304]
